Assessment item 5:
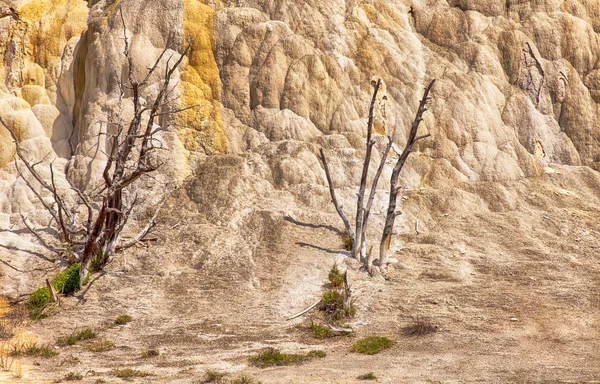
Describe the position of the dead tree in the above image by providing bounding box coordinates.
[319,79,392,262]
[379,80,435,269]
[0,12,194,288]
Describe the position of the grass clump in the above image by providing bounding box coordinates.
[249,348,325,368]
[204,369,227,382]
[57,328,96,346]
[114,368,150,379]
[9,342,58,358]
[310,322,332,338]
[319,290,355,322]
[357,372,377,380]
[28,287,50,320]
[140,349,159,358]
[114,313,132,325]
[52,264,80,295]
[402,317,438,337]
[59,356,80,366]
[64,372,83,381]
[87,340,114,352]
[328,263,344,288]
[351,336,394,355]
[341,231,352,251]
[231,374,261,384]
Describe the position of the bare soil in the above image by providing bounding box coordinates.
[2,165,600,383]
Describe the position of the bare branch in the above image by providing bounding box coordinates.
[380,79,435,270]
[318,148,354,247]
[116,192,169,251]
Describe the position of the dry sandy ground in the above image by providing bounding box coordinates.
[1,165,600,383]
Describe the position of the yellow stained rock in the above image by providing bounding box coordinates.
[179,0,228,155]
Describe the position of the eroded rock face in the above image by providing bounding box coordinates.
[1,0,600,296]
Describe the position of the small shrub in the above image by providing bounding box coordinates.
[328,264,344,288]
[351,336,394,355]
[64,372,83,381]
[204,369,227,382]
[57,328,96,346]
[319,290,355,322]
[114,368,150,379]
[88,340,114,352]
[357,372,377,380]
[9,341,58,358]
[115,313,132,325]
[95,380,107,384]
[249,348,325,368]
[90,252,108,273]
[28,288,51,320]
[29,288,50,309]
[52,264,80,295]
[140,349,159,358]
[341,231,352,251]
[402,317,438,337]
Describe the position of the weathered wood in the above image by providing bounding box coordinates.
[343,271,352,311]
[318,148,355,248]
[366,245,375,276]
[286,299,322,320]
[353,80,382,260]
[46,279,59,304]
[379,80,435,270]
[359,136,393,261]
[329,324,353,333]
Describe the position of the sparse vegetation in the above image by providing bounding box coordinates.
[357,372,377,380]
[341,231,353,251]
[141,349,159,358]
[52,264,81,295]
[310,322,333,338]
[64,372,83,381]
[328,263,344,287]
[9,342,58,358]
[319,290,355,322]
[87,339,114,352]
[204,369,227,382]
[249,348,325,367]
[402,317,438,337]
[59,356,80,366]
[114,368,151,379]
[57,328,96,346]
[230,374,261,384]
[28,287,50,319]
[351,336,394,355]
[115,313,132,325]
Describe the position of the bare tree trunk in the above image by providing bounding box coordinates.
[379,80,435,270]
[366,246,375,276]
[353,79,382,259]
[319,148,355,249]
[359,136,392,261]
[343,271,352,312]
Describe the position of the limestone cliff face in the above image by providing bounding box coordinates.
[1,0,600,294]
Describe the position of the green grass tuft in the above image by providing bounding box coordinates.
[10,342,58,358]
[57,328,96,346]
[204,369,227,382]
[310,322,333,338]
[87,340,114,352]
[249,348,325,368]
[114,313,132,325]
[341,231,353,251]
[114,368,150,379]
[357,372,377,380]
[64,372,83,381]
[52,264,80,295]
[351,336,394,355]
[328,263,344,288]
